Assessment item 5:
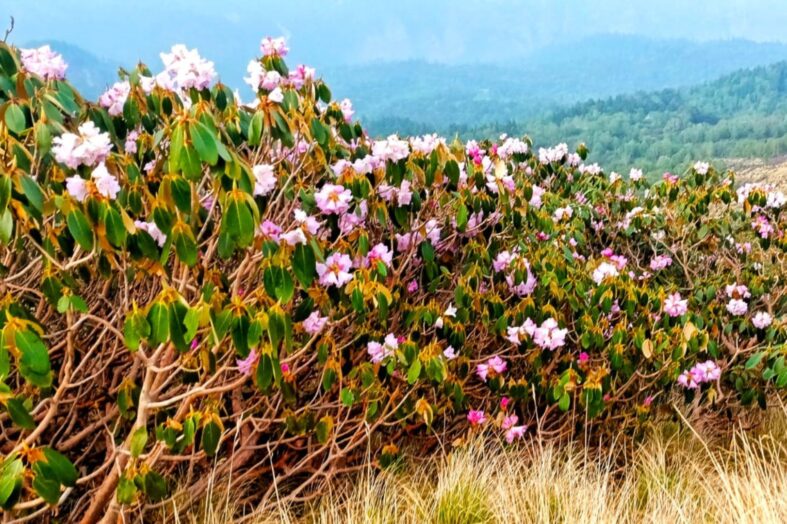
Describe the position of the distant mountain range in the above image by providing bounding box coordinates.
[26,34,787,125]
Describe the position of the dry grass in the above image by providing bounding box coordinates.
[169,409,787,524]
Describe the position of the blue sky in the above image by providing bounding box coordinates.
[4,0,787,67]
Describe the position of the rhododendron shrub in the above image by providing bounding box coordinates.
[0,39,786,520]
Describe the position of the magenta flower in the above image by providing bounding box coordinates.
[663,293,688,318]
[316,252,354,288]
[678,360,721,389]
[578,352,589,364]
[315,183,353,215]
[467,410,487,426]
[407,280,419,293]
[236,350,259,376]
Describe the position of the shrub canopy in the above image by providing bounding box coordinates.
[0,39,786,519]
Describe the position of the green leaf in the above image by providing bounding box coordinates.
[67,209,94,251]
[15,329,52,388]
[4,103,26,134]
[256,353,273,391]
[221,197,254,249]
[124,312,150,352]
[248,111,263,146]
[0,175,10,212]
[170,176,192,214]
[32,473,61,504]
[340,387,354,407]
[558,393,570,411]
[42,448,78,487]
[20,175,44,213]
[147,302,170,346]
[116,475,137,505]
[6,398,35,430]
[407,359,422,385]
[0,457,24,509]
[292,244,316,288]
[201,421,221,457]
[190,121,218,165]
[173,226,198,267]
[310,118,329,147]
[130,426,148,458]
[103,206,127,247]
[142,471,168,502]
[745,352,765,370]
[456,203,468,232]
[263,265,294,303]
[0,209,12,244]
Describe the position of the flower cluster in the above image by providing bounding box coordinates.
[20,45,68,79]
[677,360,721,389]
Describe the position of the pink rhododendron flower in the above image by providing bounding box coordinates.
[315,183,353,215]
[663,172,679,184]
[259,220,282,243]
[752,312,773,329]
[52,121,113,169]
[99,81,131,116]
[505,424,527,443]
[365,243,393,269]
[677,360,721,389]
[726,299,748,316]
[410,133,445,155]
[236,350,259,376]
[477,356,507,382]
[397,180,413,206]
[316,252,354,287]
[268,86,284,104]
[288,64,315,89]
[725,283,751,299]
[339,98,354,122]
[532,318,568,350]
[252,164,277,197]
[261,36,289,57]
[650,254,673,271]
[497,137,528,159]
[281,229,307,246]
[91,163,121,200]
[693,161,710,175]
[339,200,368,234]
[158,44,216,90]
[125,130,139,153]
[500,397,510,410]
[294,209,322,235]
[407,280,419,293]
[467,410,487,426]
[367,333,399,363]
[134,220,167,247]
[592,262,619,284]
[65,176,88,202]
[629,168,643,181]
[20,45,67,80]
[443,346,457,360]
[303,311,328,335]
[538,143,568,164]
[371,136,410,162]
[578,352,589,364]
[529,185,545,208]
[663,293,688,317]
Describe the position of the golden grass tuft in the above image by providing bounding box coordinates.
[170,408,787,523]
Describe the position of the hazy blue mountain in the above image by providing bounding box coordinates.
[346,35,787,135]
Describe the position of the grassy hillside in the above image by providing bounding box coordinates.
[433,61,787,177]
